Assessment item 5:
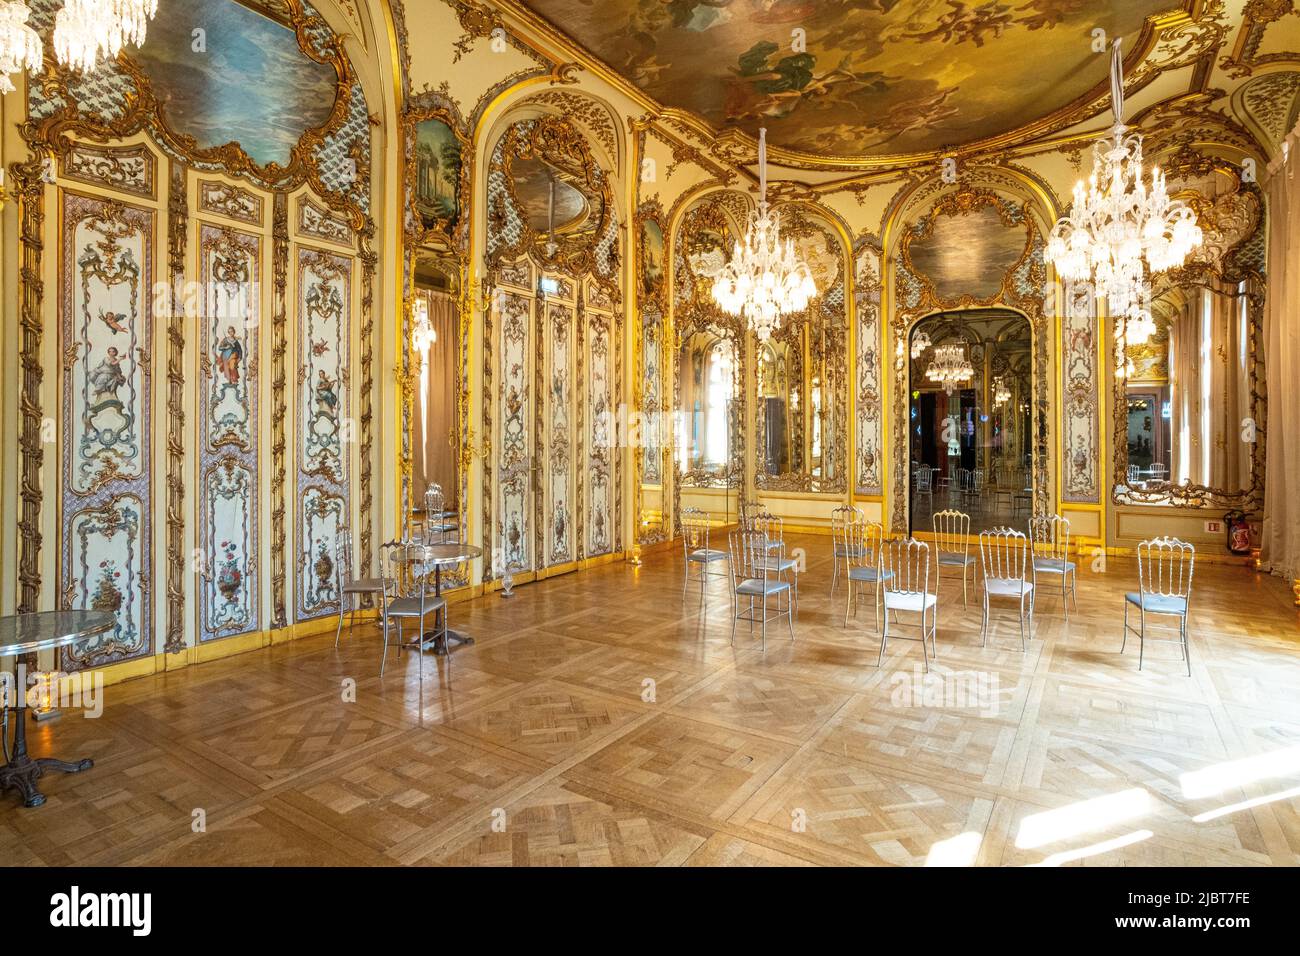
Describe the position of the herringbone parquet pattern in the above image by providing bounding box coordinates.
[6,534,1300,866]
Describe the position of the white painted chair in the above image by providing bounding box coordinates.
[880,537,938,671]
[1122,537,1195,676]
[1028,513,1078,619]
[979,527,1034,651]
[843,518,891,631]
[727,528,794,652]
[932,509,976,607]
[681,507,728,600]
[829,504,865,595]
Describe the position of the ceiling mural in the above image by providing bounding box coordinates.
[515,0,1173,157]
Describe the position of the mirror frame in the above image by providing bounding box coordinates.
[753,204,849,495]
[1109,166,1266,511]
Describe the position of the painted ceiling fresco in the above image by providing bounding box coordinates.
[518,0,1172,156]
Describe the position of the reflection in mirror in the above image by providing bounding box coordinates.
[907,309,1033,535]
[411,255,460,521]
[676,331,736,478]
[1119,278,1256,502]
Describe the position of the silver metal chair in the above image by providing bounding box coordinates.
[932,509,976,607]
[753,511,799,609]
[419,484,457,544]
[383,542,448,681]
[843,518,891,630]
[1149,462,1169,482]
[1028,513,1078,619]
[1122,536,1194,676]
[726,527,794,652]
[335,529,392,648]
[979,527,1034,651]
[681,507,728,599]
[913,465,934,508]
[960,467,985,513]
[880,537,938,672]
[830,504,866,595]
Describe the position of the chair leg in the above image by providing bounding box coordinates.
[878,605,889,667]
[379,618,389,677]
[874,583,882,634]
[962,565,969,608]
[980,594,989,647]
[830,555,839,595]
[787,589,795,642]
[1121,603,1129,653]
[1138,607,1146,671]
[1018,594,1026,652]
[335,597,348,648]
[1182,615,1191,677]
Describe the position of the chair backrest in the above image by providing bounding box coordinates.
[738,499,762,531]
[971,468,985,492]
[932,509,970,557]
[753,511,784,551]
[376,541,405,613]
[882,537,931,596]
[980,526,1030,584]
[681,507,711,555]
[831,504,864,539]
[914,467,933,493]
[1149,462,1168,480]
[956,467,973,492]
[726,528,772,590]
[1028,513,1070,563]
[1127,463,1140,483]
[843,519,885,572]
[1137,536,1195,600]
[423,484,446,543]
[334,528,353,590]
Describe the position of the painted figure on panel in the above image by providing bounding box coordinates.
[640,218,665,299]
[88,348,127,402]
[315,370,339,417]
[214,326,244,386]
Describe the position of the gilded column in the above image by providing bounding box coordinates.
[271,194,289,628]
[164,163,187,654]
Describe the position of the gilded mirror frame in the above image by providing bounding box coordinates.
[753,204,849,494]
[889,186,1051,534]
[1109,164,1266,510]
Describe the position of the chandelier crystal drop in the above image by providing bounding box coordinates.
[54,0,158,73]
[925,342,974,396]
[1045,37,1201,329]
[910,329,932,359]
[0,1,42,95]
[710,127,817,342]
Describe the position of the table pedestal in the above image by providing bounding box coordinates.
[419,565,474,656]
[0,698,93,808]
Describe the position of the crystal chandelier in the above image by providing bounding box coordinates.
[1126,301,1157,345]
[926,342,974,396]
[910,329,932,359]
[54,0,158,73]
[1045,37,1201,330]
[710,127,817,342]
[0,1,41,94]
[994,376,1011,408]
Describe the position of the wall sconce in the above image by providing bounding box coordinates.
[27,670,60,722]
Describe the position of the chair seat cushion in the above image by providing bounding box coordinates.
[755,558,797,572]
[847,566,892,583]
[1125,592,1187,614]
[938,552,976,567]
[1033,557,1075,574]
[736,578,791,596]
[883,590,937,612]
[833,543,866,557]
[985,577,1034,597]
[342,577,387,594]
[688,548,728,563]
[386,595,446,617]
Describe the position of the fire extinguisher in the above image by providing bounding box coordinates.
[1224,510,1252,554]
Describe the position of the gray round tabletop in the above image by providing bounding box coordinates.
[0,609,115,657]
[393,543,483,568]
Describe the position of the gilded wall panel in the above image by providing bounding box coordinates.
[59,193,155,670]
[586,305,614,556]
[496,291,533,574]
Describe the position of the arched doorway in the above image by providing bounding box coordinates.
[908,308,1034,535]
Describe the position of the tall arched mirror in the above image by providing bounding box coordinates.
[411,253,461,517]
[908,309,1034,535]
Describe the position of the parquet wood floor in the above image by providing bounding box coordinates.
[5,535,1300,866]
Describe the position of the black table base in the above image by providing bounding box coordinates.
[1,707,93,808]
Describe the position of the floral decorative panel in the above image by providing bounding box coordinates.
[854,239,883,495]
[642,306,662,485]
[586,306,613,557]
[497,291,532,573]
[1062,287,1099,503]
[198,225,261,640]
[547,301,575,565]
[60,193,154,670]
[296,247,352,619]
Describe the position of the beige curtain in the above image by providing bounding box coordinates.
[412,290,458,508]
[1262,127,1300,584]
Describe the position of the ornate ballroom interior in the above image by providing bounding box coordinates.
[0,0,1299,871]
